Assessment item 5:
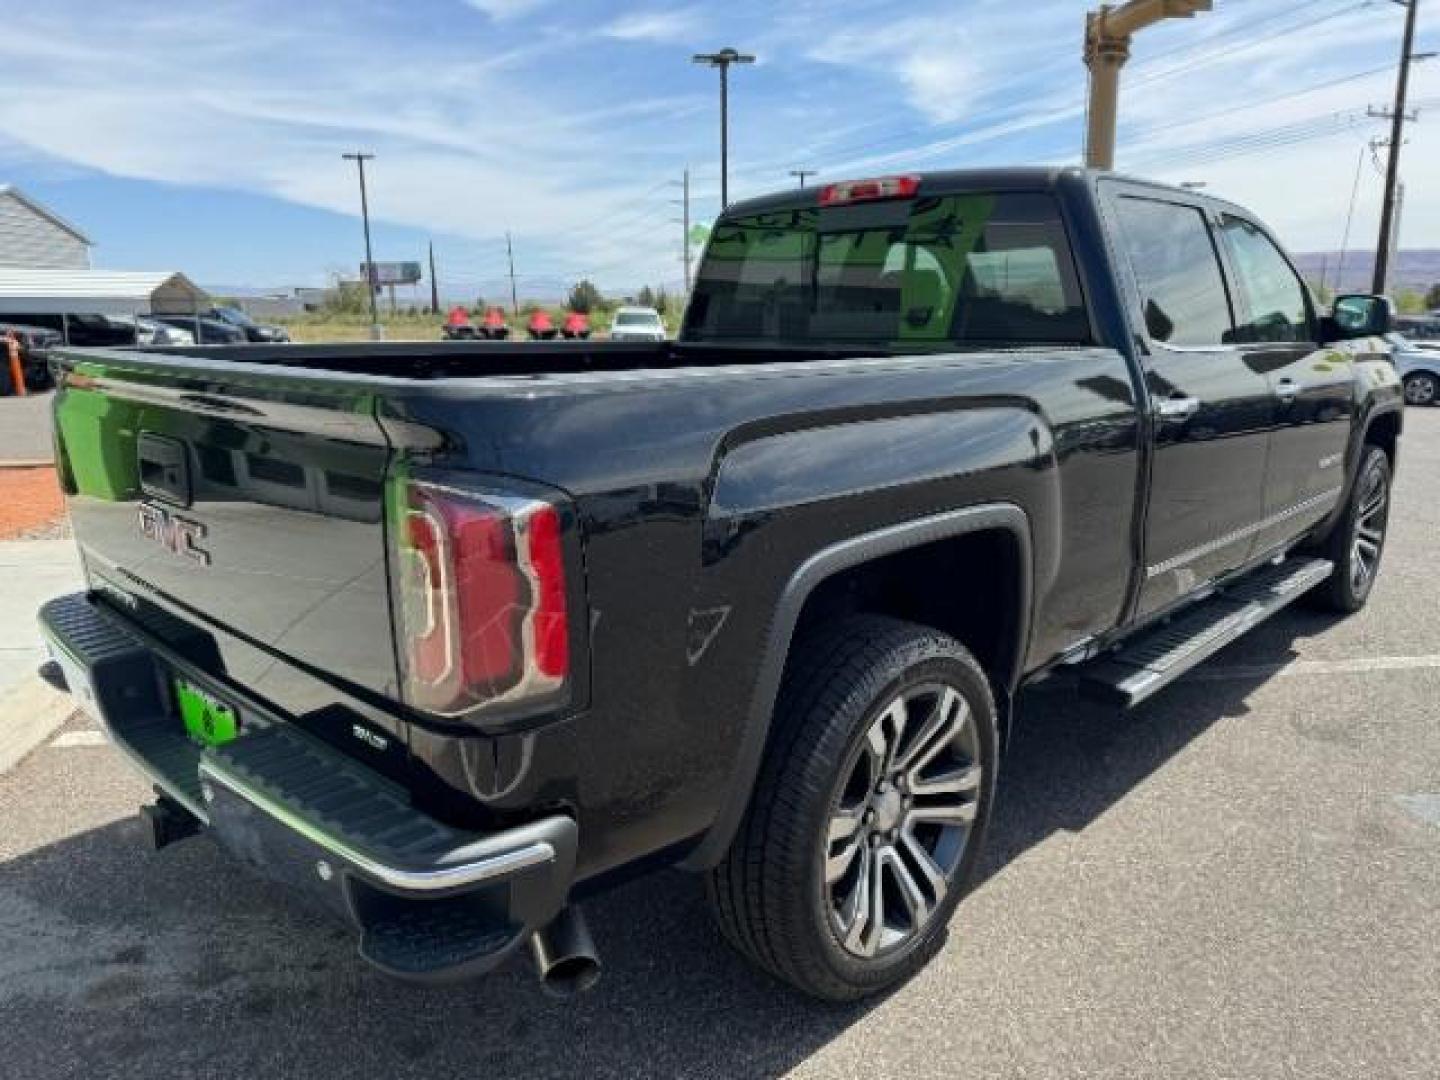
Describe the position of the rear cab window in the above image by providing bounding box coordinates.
[684,190,1091,348]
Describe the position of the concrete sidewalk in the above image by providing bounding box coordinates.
[0,390,55,463]
[0,536,82,694]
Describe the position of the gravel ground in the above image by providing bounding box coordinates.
[0,410,1437,1079]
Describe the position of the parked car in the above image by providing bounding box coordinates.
[3,311,136,347]
[207,305,291,343]
[1389,332,1440,406]
[153,315,246,345]
[40,168,1402,1002]
[608,305,666,342]
[0,320,63,392]
[108,313,193,346]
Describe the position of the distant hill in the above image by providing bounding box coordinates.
[1291,250,1440,296]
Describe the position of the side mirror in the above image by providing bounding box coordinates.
[1325,294,1392,341]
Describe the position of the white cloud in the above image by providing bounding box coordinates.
[602,8,702,43]
[463,0,548,19]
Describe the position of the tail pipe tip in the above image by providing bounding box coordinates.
[529,906,601,998]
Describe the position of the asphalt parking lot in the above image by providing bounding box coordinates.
[1,410,1437,1079]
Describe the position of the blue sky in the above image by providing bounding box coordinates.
[0,0,1435,298]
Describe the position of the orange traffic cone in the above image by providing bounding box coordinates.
[4,331,24,397]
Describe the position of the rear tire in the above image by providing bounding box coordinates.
[1308,444,1391,613]
[1403,372,1438,407]
[705,615,998,1001]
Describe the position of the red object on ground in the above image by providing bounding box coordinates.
[5,332,24,397]
[0,467,63,539]
[481,307,508,330]
[562,311,589,335]
[445,305,471,327]
[527,310,554,333]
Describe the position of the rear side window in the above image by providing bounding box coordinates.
[1115,196,1234,347]
[1219,215,1311,343]
[684,191,1090,347]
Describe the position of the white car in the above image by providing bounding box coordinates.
[608,306,666,343]
[110,313,195,346]
[1389,333,1440,406]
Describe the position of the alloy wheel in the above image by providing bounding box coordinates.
[824,682,982,959]
[1405,375,1437,406]
[1350,466,1388,594]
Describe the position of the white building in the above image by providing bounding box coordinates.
[0,184,92,270]
[0,183,207,322]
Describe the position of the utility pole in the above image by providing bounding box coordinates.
[789,168,816,188]
[428,240,439,314]
[341,151,382,339]
[1083,1,1212,170]
[505,231,519,316]
[680,168,691,294]
[693,48,756,208]
[1372,0,1421,294]
[669,169,694,295]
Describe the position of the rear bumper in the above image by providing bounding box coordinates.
[37,591,578,983]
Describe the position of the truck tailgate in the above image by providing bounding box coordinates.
[52,358,400,732]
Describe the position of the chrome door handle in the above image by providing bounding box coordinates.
[1275,377,1299,404]
[1154,394,1201,422]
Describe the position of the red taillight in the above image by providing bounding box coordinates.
[394,482,569,716]
[818,175,920,207]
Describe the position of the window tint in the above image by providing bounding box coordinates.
[1115,197,1234,347]
[1219,215,1310,343]
[684,192,1089,346]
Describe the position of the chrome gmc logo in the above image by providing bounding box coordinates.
[137,501,211,566]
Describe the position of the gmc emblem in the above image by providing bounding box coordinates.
[138,502,211,566]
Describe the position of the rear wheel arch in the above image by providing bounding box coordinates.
[681,503,1032,871]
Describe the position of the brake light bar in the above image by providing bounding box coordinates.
[818,175,920,207]
[392,479,570,719]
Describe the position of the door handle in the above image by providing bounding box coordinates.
[1275,377,1300,404]
[1154,394,1201,422]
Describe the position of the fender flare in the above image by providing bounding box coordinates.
[681,502,1033,870]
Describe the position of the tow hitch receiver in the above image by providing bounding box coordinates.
[140,792,202,851]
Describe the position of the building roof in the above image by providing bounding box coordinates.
[0,184,93,246]
[0,267,208,315]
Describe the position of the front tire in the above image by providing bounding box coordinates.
[706,616,998,1001]
[1309,444,1391,613]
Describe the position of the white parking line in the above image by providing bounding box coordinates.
[1188,654,1440,682]
[49,730,107,748]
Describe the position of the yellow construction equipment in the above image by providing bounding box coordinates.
[1084,0,1213,170]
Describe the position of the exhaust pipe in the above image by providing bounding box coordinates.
[529,906,601,998]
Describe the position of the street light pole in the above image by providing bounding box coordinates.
[789,168,816,188]
[692,47,755,209]
[341,151,382,340]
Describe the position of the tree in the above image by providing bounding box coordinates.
[637,284,656,309]
[567,279,603,313]
[1425,282,1440,311]
[655,286,670,315]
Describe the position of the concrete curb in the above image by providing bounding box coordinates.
[0,460,52,470]
[0,674,77,774]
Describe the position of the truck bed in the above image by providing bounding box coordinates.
[136,339,921,380]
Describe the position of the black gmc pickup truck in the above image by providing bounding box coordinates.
[38,168,1401,1001]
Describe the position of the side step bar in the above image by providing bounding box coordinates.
[1079,557,1333,708]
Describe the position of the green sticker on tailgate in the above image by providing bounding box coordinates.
[174,678,239,747]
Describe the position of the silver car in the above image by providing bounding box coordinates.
[608,306,667,343]
[1390,333,1440,406]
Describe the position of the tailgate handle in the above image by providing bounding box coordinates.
[137,432,192,507]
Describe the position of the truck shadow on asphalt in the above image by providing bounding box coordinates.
[0,607,1342,1079]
